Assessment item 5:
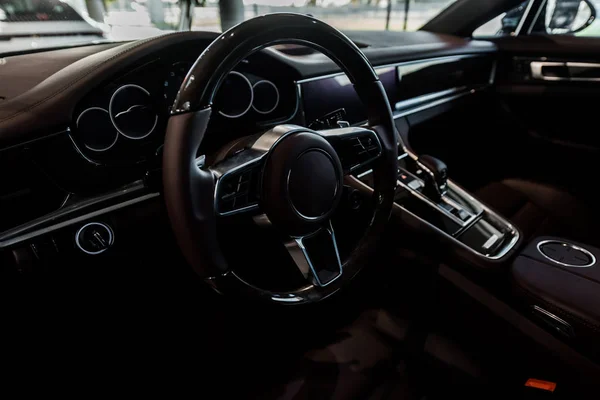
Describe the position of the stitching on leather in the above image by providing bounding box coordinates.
[0,32,186,125]
[514,282,600,333]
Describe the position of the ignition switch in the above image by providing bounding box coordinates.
[75,222,114,255]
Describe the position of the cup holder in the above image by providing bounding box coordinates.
[537,240,596,268]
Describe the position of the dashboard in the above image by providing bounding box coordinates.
[0,30,496,247]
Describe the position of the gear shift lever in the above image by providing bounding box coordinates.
[417,155,448,202]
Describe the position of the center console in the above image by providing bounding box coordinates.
[355,150,520,263]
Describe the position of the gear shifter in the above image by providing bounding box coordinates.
[417,155,448,202]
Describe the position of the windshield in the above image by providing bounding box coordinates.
[0,0,457,54]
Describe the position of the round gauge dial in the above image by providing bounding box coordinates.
[76,107,119,152]
[164,62,192,108]
[252,80,279,114]
[215,71,254,118]
[109,84,158,140]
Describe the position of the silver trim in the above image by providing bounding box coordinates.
[530,61,600,82]
[350,175,520,260]
[252,79,280,115]
[218,71,254,119]
[537,239,596,268]
[530,61,567,81]
[75,107,119,152]
[109,84,158,140]
[532,305,574,336]
[0,192,159,249]
[75,222,114,255]
[285,221,343,287]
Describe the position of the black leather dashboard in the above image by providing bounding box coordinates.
[0,29,497,242]
[0,30,495,149]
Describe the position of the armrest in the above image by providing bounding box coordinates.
[512,237,600,360]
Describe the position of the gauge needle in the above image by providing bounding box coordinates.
[114,104,150,119]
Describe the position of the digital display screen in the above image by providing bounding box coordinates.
[301,67,398,127]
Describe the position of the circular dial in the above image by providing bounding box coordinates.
[215,71,254,118]
[252,80,279,114]
[75,107,119,152]
[109,84,158,140]
[164,62,192,108]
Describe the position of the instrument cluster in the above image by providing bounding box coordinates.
[71,55,298,165]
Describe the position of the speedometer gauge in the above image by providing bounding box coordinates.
[109,84,157,140]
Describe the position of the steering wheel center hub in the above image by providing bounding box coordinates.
[288,149,338,219]
[261,131,343,235]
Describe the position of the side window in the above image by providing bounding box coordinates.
[474,0,598,38]
[473,1,530,37]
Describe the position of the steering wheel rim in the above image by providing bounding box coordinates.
[163,13,398,304]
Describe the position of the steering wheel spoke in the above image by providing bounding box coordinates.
[284,221,343,287]
[318,127,382,174]
[211,149,265,216]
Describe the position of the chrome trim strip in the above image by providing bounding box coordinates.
[0,192,159,249]
[536,239,596,268]
[295,55,481,84]
[349,175,520,260]
[532,305,573,335]
[530,61,567,81]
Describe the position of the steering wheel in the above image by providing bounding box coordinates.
[163,13,398,304]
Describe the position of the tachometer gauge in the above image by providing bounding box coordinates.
[214,71,254,118]
[76,107,119,152]
[109,84,157,140]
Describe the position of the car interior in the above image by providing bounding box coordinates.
[2,0,600,396]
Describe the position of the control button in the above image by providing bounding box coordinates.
[217,167,260,214]
[407,179,423,191]
[398,169,423,191]
[75,222,114,255]
[457,209,471,221]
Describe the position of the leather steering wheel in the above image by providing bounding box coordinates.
[163,13,398,304]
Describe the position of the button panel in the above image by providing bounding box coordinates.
[217,167,260,214]
[338,133,381,172]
